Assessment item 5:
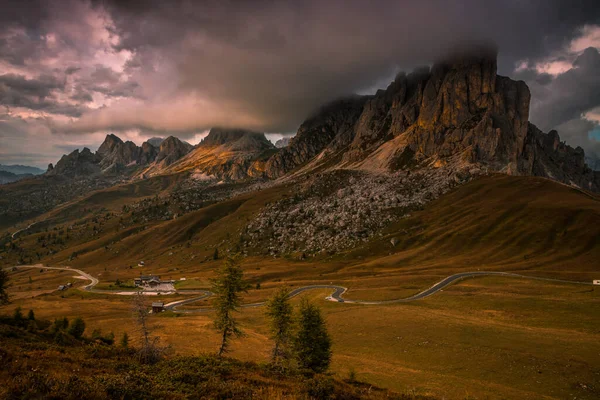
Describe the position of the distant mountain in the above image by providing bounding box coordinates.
[586,154,600,171]
[46,134,193,178]
[0,170,34,184]
[275,137,291,148]
[0,164,44,175]
[146,137,165,147]
[148,128,277,180]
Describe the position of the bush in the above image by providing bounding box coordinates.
[68,317,86,339]
[303,375,335,399]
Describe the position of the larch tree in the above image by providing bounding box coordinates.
[293,298,332,373]
[0,269,9,305]
[265,287,294,365]
[211,257,250,356]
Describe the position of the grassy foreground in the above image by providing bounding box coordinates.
[2,174,600,399]
[0,320,426,400]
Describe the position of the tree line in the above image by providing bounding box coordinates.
[212,257,332,373]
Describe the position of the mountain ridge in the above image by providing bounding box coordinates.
[42,49,600,191]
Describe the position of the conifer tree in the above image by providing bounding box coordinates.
[211,257,250,356]
[68,317,86,339]
[265,287,294,364]
[293,299,332,373]
[0,269,9,305]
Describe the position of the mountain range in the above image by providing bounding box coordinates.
[0,164,44,184]
[43,48,599,192]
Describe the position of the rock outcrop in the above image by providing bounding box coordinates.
[46,148,102,177]
[275,138,291,148]
[200,128,274,152]
[525,125,599,191]
[156,128,276,180]
[97,134,145,173]
[46,134,192,179]
[262,47,599,191]
[155,136,193,167]
[265,96,368,178]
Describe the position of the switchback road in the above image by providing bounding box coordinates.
[6,265,593,313]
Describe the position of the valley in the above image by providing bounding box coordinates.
[2,48,600,400]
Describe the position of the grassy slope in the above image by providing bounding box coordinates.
[0,324,417,400]
[2,173,600,399]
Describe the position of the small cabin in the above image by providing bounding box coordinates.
[148,277,162,287]
[593,280,600,286]
[152,302,164,313]
[58,285,67,291]
[135,275,161,287]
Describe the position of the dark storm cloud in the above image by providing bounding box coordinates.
[0,73,64,98]
[525,47,600,131]
[0,73,85,116]
[86,0,600,134]
[3,0,600,165]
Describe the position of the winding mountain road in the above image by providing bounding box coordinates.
[164,271,593,313]
[11,222,39,239]
[6,265,593,313]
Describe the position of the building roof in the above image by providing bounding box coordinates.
[151,302,164,307]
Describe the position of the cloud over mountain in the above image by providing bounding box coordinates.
[1,0,600,165]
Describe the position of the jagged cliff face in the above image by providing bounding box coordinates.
[46,148,102,177]
[155,136,193,166]
[43,51,599,191]
[46,135,192,178]
[157,128,277,180]
[263,50,599,191]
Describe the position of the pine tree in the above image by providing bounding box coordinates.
[293,299,332,373]
[211,257,250,356]
[27,309,35,320]
[0,269,9,305]
[68,317,86,339]
[213,248,219,260]
[265,287,294,365]
[120,332,129,348]
[12,306,23,324]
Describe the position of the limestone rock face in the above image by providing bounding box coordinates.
[154,128,277,180]
[200,128,274,152]
[155,136,193,167]
[139,141,159,165]
[525,125,600,191]
[46,148,102,177]
[264,96,368,178]
[97,134,144,172]
[262,48,598,191]
[275,137,291,148]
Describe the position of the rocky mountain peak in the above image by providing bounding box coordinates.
[46,147,102,177]
[262,48,598,191]
[97,134,124,156]
[155,136,193,166]
[200,128,274,152]
[275,137,291,148]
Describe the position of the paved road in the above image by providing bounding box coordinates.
[164,271,593,313]
[6,265,593,313]
[6,264,205,295]
[11,222,39,239]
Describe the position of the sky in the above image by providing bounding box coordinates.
[1,0,600,168]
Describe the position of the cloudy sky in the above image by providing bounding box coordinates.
[1,0,600,168]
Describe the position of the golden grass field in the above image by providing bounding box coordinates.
[2,174,600,399]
